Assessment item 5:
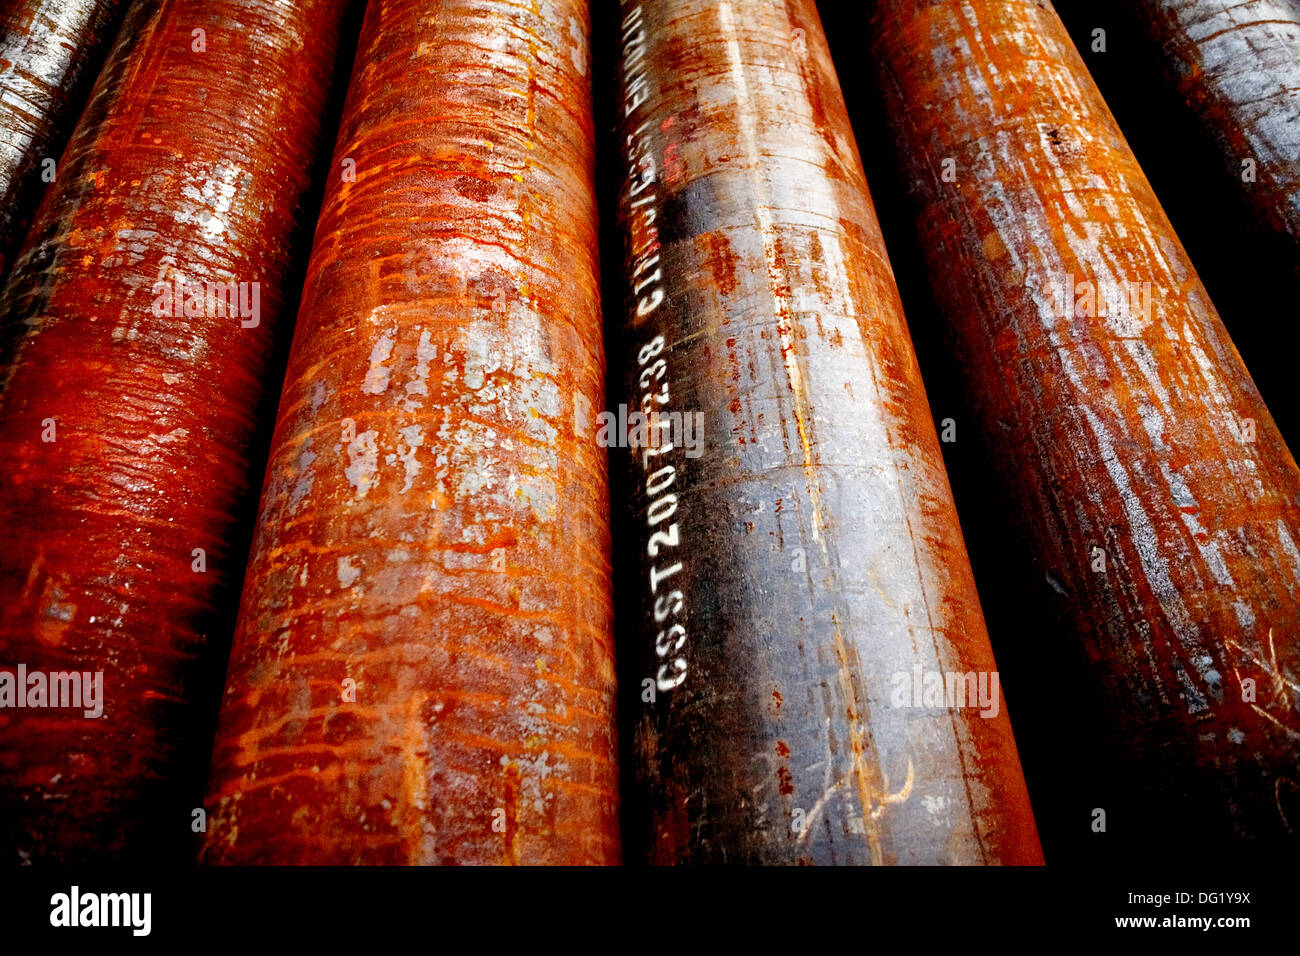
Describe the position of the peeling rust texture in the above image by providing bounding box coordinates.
[201,0,619,865]
[613,0,1042,864]
[0,0,126,280]
[0,0,351,863]
[1133,0,1300,275]
[866,0,1300,854]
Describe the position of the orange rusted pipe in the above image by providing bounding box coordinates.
[201,0,618,865]
[859,0,1300,858]
[0,0,127,280]
[0,0,354,863]
[610,0,1041,864]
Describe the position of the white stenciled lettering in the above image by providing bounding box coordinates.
[620,12,698,693]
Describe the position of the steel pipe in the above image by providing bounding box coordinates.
[610,0,1042,864]
[201,0,619,865]
[1128,0,1300,276]
[0,0,354,863]
[0,0,126,279]
[860,0,1300,858]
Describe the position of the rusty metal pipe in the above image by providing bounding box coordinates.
[610,0,1042,864]
[858,0,1300,858]
[0,0,127,280]
[201,0,619,865]
[0,0,354,863]
[1125,0,1300,276]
